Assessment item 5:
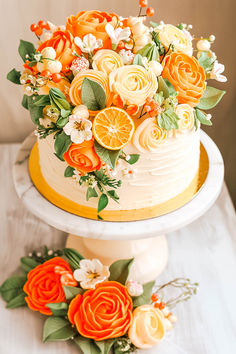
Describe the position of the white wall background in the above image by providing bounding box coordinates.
[0,0,235,203]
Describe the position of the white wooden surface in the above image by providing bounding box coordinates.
[0,143,236,354]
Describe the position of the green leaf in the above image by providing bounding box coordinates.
[109,258,134,285]
[43,316,76,342]
[126,154,140,165]
[7,68,21,84]
[56,116,69,128]
[6,292,26,309]
[49,88,71,111]
[86,187,98,201]
[158,77,176,98]
[137,43,153,58]
[33,95,50,107]
[95,339,116,354]
[63,248,84,269]
[157,109,179,130]
[94,141,121,169]
[46,302,68,316]
[133,54,144,66]
[150,21,159,28]
[18,40,35,62]
[54,131,72,161]
[197,86,226,110]
[81,78,106,111]
[154,92,164,105]
[133,281,155,307]
[22,95,29,110]
[74,336,101,354]
[64,166,75,177]
[107,190,119,202]
[0,276,27,302]
[61,109,71,118]
[98,193,109,213]
[27,96,44,125]
[63,285,84,300]
[20,257,41,273]
[198,51,215,72]
[194,108,212,126]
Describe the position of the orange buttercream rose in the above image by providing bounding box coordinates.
[64,140,102,174]
[66,11,119,49]
[23,257,77,315]
[68,281,133,341]
[38,30,79,70]
[162,53,206,107]
[69,69,112,116]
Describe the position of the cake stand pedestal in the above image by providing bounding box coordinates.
[13,131,224,282]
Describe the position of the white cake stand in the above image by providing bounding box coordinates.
[13,131,224,282]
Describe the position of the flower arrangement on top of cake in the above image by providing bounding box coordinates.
[7,0,227,216]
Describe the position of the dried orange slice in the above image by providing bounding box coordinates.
[92,107,135,150]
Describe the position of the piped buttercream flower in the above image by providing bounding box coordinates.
[210,60,227,82]
[126,280,143,297]
[174,104,195,133]
[157,24,193,56]
[70,56,89,76]
[92,49,123,75]
[73,259,110,289]
[119,49,135,64]
[74,34,103,54]
[105,23,131,49]
[63,114,92,144]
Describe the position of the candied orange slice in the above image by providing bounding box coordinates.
[92,107,135,150]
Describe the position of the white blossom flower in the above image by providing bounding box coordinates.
[119,49,135,64]
[72,169,82,182]
[74,34,103,54]
[105,23,131,48]
[122,166,137,178]
[126,280,143,297]
[63,115,92,144]
[34,53,42,62]
[210,60,227,82]
[73,259,110,289]
[141,57,163,76]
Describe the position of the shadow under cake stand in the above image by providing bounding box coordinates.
[13,130,224,283]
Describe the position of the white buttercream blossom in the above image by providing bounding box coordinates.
[210,60,227,82]
[142,57,163,76]
[72,105,90,119]
[73,259,110,289]
[63,115,92,144]
[105,23,131,47]
[119,49,135,64]
[197,39,211,51]
[74,34,103,54]
[126,280,143,297]
[34,53,42,62]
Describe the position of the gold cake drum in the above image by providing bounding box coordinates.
[29,142,209,222]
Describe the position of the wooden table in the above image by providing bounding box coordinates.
[1,143,236,354]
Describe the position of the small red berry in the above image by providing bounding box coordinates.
[151,293,159,302]
[139,0,148,7]
[38,20,47,29]
[144,104,152,112]
[63,65,71,73]
[126,104,139,116]
[41,70,51,77]
[154,302,160,308]
[30,23,37,32]
[51,73,62,83]
[145,97,153,104]
[117,41,125,50]
[113,94,124,108]
[34,26,43,36]
[146,7,155,17]
[159,301,166,310]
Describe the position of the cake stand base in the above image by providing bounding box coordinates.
[66,234,168,283]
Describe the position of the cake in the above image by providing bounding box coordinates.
[8,4,226,220]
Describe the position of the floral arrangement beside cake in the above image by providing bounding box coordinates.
[7,0,226,219]
[0,246,198,353]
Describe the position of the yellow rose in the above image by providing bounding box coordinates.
[128,305,165,349]
[132,118,169,152]
[157,24,193,56]
[109,65,158,106]
[175,103,195,133]
[92,49,123,75]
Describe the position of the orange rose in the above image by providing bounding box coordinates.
[68,281,133,341]
[38,30,80,70]
[64,140,102,174]
[66,11,119,49]
[23,257,77,315]
[162,53,206,107]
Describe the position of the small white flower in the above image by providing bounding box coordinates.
[119,49,135,64]
[122,166,137,178]
[63,115,92,144]
[210,60,227,82]
[197,39,211,51]
[73,169,82,182]
[47,250,53,256]
[36,252,41,257]
[126,280,143,297]
[209,34,215,42]
[206,114,212,121]
[73,259,110,289]
[72,105,90,119]
[74,34,103,54]
[105,23,131,47]
[34,53,42,62]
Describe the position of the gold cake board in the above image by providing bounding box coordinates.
[28,142,209,222]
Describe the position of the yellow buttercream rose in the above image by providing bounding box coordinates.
[132,118,169,153]
[157,24,193,56]
[109,65,158,106]
[92,49,123,75]
[128,305,165,349]
[175,104,195,133]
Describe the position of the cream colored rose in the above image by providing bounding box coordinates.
[126,16,152,53]
[109,65,158,106]
[132,118,169,153]
[175,104,194,133]
[92,49,123,75]
[128,305,165,349]
[157,24,193,56]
